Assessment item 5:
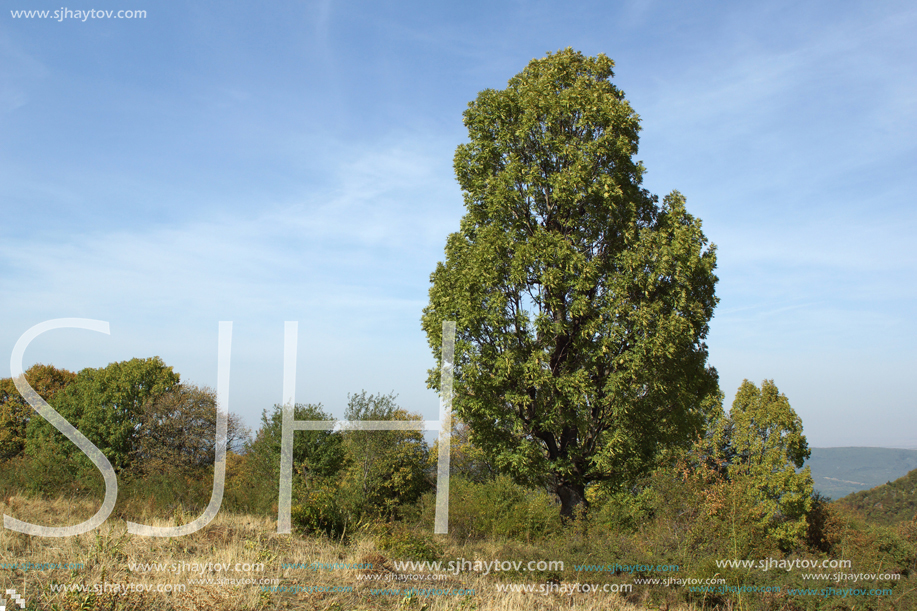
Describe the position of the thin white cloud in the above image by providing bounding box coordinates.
[0,135,461,320]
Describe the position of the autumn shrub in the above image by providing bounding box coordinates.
[0,364,76,462]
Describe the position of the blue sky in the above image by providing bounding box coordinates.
[1,0,914,447]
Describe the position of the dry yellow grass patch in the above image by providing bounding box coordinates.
[0,495,696,610]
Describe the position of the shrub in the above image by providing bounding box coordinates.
[441,475,563,541]
[291,478,347,538]
[590,484,658,532]
[376,523,443,562]
[290,487,347,537]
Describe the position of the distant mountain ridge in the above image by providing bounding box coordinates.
[804,447,917,500]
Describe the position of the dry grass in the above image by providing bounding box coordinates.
[0,494,699,610]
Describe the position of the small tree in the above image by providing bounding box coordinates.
[713,379,814,549]
[340,391,430,518]
[0,364,75,461]
[248,402,344,479]
[132,383,250,476]
[231,402,343,515]
[422,48,720,517]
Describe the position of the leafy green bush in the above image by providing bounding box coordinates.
[291,478,347,538]
[590,484,658,531]
[339,392,431,520]
[440,475,562,541]
[376,523,442,562]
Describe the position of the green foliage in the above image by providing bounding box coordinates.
[281,392,432,533]
[713,379,814,549]
[808,503,917,587]
[252,402,344,477]
[377,523,443,562]
[1,444,104,498]
[291,478,346,537]
[230,402,342,515]
[26,357,179,475]
[3,361,256,515]
[421,48,720,517]
[590,484,657,531]
[631,458,775,561]
[805,492,835,553]
[836,467,917,526]
[436,475,563,541]
[0,363,76,461]
[338,391,431,519]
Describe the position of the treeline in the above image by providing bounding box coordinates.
[0,359,834,546]
[0,359,433,525]
[0,358,833,550]
[3,359,917,609]
[0,359,239,510]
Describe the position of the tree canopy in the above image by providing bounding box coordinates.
[0,363,76,461]
[421,48,720,517]
[26,356,179,474]
[132,383,249,476]
[712,379,813,548]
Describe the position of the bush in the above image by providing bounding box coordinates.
[376,523,443,562]
[291,478,347,538]
[439,475,563,541]
[590,484,658,532]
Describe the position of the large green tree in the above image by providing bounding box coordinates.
[26,356,179,474]
[422,49,720,517]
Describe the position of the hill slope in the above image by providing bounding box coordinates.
[835,467,917,526]
[805,447,917,499]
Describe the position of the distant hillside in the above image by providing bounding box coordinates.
[804,447,917,500]
[835,468,917,526]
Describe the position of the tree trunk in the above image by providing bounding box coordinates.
[556,481,587,520]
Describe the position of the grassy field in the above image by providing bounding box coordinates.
[2,476,915,611]
[0,494,684,611]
